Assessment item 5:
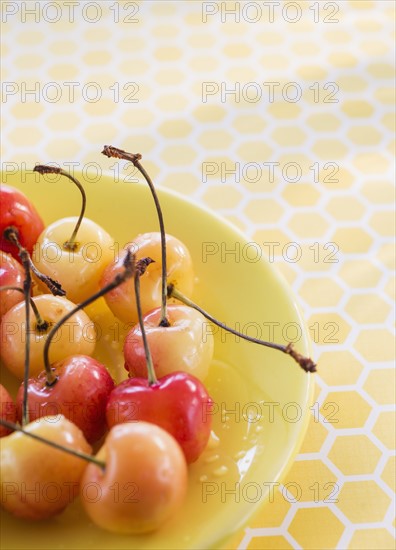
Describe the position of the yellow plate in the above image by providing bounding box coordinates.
[1,169,314,549]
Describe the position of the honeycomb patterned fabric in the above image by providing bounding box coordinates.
[1,1,395,549]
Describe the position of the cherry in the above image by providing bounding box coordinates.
[0,184,44,262]
[33,166,115,303]
[100,232,194,324]
[107,372,213,463]
[0,294,96,379]
[0,415,92,520]
[16,355,115,444]
[124,303,214,381]
[0,251,25,317]
[0,384,16,437]
[81,422,188,534]
[34,217,115,304]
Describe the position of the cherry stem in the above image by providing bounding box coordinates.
[134,261,157,386]
[168,284,317,374]
[20,247,32,426]
[0,286,48,331]
[3,227,65,297]
[33,165,86,252]
[102,145,169,327]
[0,418,105,470]
[42,251,150,387]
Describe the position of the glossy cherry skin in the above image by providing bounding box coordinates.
[0,185,45,262]
[0,415,91,520]
[106,371,213,463]
[33,217,115,303]
[124,304,214,382]
[0,384,16,438]
[0,251,25,317]
[101,232,194,324]
[16,355,115,444]
[81,422,188,534]
[0,294,96,379]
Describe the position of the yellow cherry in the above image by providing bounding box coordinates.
[0,294,96,378]
[33,217,115,304]
[0,415,91,520]
[81,421,188,534]
[101,232,194,324]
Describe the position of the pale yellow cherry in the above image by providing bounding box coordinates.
[33,217,115,303]
[101,232,194,324]
[0,415,91,520]
[0,294,95,378]
[81,421,188,534]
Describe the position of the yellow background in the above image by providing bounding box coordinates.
[1,1,395,548]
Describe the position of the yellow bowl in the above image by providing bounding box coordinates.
[0,169,314,549]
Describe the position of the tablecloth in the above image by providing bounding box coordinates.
[1,1,395,549]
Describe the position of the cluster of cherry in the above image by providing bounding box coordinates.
[0,146,316,534]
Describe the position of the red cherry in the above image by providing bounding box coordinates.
[16,355,115,444]
[0,251,25,316]
[106,371,213,463]
[0,185,45,262]
[0,383,17,437]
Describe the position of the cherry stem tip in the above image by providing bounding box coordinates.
[33,165,61,175]
[101,145,142,165]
